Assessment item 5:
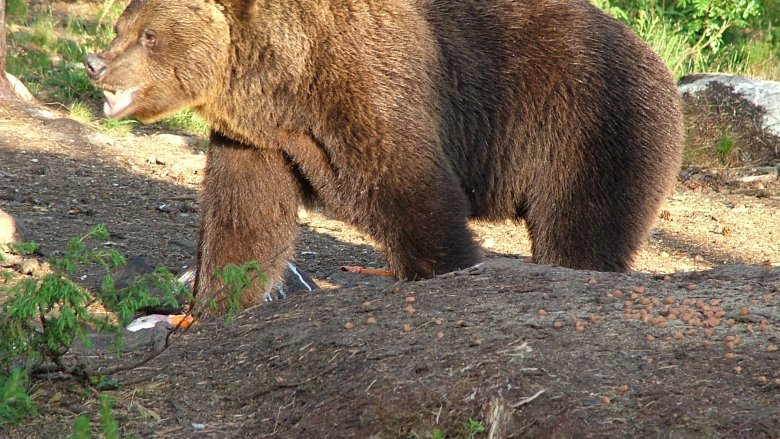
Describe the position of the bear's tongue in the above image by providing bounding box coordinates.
[103,87,139,118]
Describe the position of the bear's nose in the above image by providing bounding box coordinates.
[83,54,107,80]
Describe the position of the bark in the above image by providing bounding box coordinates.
[0,0,12,93]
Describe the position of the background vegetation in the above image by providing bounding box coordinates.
[593,0,779,79]
[3,0,779,137]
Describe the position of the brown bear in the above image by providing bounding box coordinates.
[84,0,683,311]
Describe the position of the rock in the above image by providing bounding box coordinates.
[16,258,41,276]
[679,74,780,166]
[5,73,34,102]
[0,209,25,250]
[154,133,199,147]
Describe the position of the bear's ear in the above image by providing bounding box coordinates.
[124,0,150,16]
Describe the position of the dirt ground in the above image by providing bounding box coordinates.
[1,95,779,437]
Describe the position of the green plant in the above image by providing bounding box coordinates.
[716,133,737,164]
[70,101,94,124]
[5,0,28,23]
[591,0,766,77]
[0,225,191,378]
[65,393,123,439]
[69,415,91,439]
[99,394,119,439]
[46,67,100,102]
[159,110,209,137]
[6,242,40,256]
[0,368,37,426]
[0,226,122,375]
[208,261,265,320]
[29,16,58,50]
[99,118,138,136]
[463,419,486,438]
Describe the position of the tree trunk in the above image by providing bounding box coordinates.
[0,0,12,93]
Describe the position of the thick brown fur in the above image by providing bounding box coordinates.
[87,0,683,311]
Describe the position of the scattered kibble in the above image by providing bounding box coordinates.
[686,284,698,291]
[344,322,354,329]
[762,294,774,303]
[456,319,466,327]
[611,289,624,298]
[586,277,597,284]
[434,318,443,325]
[601,396,611,405]
[436,331,444,339]
[673,331,684,340]
[361,301,372,308]
[553,320,563,329]
[366,316,377,324]
[617,384,629,393]
[663,275,672,282]
[727,319,736,326]
[402,324,412,333]
[734,366,742,374]
[405,296,416,303]
[537,309,547,317]
[755,376,768,385]
[703,328,714,337]
[739,306,750,316]
[767,345,778,352]
[404,305,416,315]
[664,296,675,305]
[633,286,646,294]
[646,335,656,342]
[724,352,735,360]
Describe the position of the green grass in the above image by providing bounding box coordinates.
[159,110,210,137]
[5,0,28,23]
[69,101,94,124]
[716,133,737,165]
[594,1,780,81]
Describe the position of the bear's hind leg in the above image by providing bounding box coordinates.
[194,133,299,313]
[524,196,639,273]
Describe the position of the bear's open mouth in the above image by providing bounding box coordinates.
[103,87,140,118]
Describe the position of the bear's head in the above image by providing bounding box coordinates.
[83,0,230,123]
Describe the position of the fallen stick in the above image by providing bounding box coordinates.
[340,265,395,277]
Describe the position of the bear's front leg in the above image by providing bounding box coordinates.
[193,132,299,314]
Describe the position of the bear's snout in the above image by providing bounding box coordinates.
[83,54,107,81]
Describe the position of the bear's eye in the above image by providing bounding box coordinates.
[141,30,157,49]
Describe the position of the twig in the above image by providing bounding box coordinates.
[511,388,547,408]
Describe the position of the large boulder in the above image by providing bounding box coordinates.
[679,74,780,166]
